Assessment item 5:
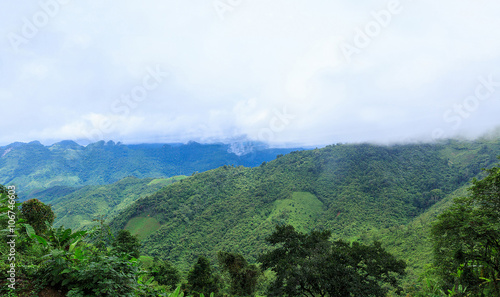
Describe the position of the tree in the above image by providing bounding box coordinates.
[217,251,260,296]
[0,184,8,195]
[112,229,141,258]
[20,198,55,235]
[150,260,181,289]
[184,256,220,296]
[431,163,500,295]
[89,215,114,251]
[259,225,406,297]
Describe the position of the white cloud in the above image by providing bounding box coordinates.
[1,0,500,146]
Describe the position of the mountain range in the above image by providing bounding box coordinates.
[17,137,500,284]
[0,140,302,197]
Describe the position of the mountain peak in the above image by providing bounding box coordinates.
[50,140,82,149]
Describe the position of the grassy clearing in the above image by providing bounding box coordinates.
[269,192,324,233]
[125,216,161,240]
[147,175,187,186]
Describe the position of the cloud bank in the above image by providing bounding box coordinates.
[1,0,500,146]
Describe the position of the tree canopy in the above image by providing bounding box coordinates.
[112,229,141,259]
[184,256,220,296]
[431,163,500,295]
[20,198,55,235]
[259,225,406,297]
[217,251,260,296]
[150,260,181,289]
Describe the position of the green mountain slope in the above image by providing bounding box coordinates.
[110,139,500,273]
[363,182,471,284]
[26,185,82,205]
[46,176,186,230]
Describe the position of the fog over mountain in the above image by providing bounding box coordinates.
[2,1,500,146]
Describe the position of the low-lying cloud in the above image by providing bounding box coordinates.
[1,0,500,147]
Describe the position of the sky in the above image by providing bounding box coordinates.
[1,0,500,147]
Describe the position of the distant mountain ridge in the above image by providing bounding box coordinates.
[0,140,304,197]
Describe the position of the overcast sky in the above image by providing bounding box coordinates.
[1,0,500,147]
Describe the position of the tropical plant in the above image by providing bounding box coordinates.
[431,162,500,295]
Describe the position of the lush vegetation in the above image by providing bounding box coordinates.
[110,139,500,278]
[1,138,500,295]
[0,140,302,195]
[0,191,406,296]
[20,198,55,235]
[0,189,216,296]
[45,176,186,230]
[259,225,406,296]
[430,162,500,295]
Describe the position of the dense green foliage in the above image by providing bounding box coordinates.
[150,260,182,289]
[184,256,221,297]
[0,140,301,194]
[0,186,46,292]
[0,195,202,296]
[110,139,500,277]
[41,176,186,230]
[113,229,142,259]
[20,198,55,235]
[259,225,406,297]
[431,162,500,295]
[217,251,260,296]
[25,224,161,296]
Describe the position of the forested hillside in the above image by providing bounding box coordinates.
[39,176,186,230]
[0,140,301,197]
[109,138,500,278]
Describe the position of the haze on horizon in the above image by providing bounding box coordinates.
[1,1,500,148]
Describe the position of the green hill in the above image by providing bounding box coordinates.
[109,139,500,276]
[41,176,186,230]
